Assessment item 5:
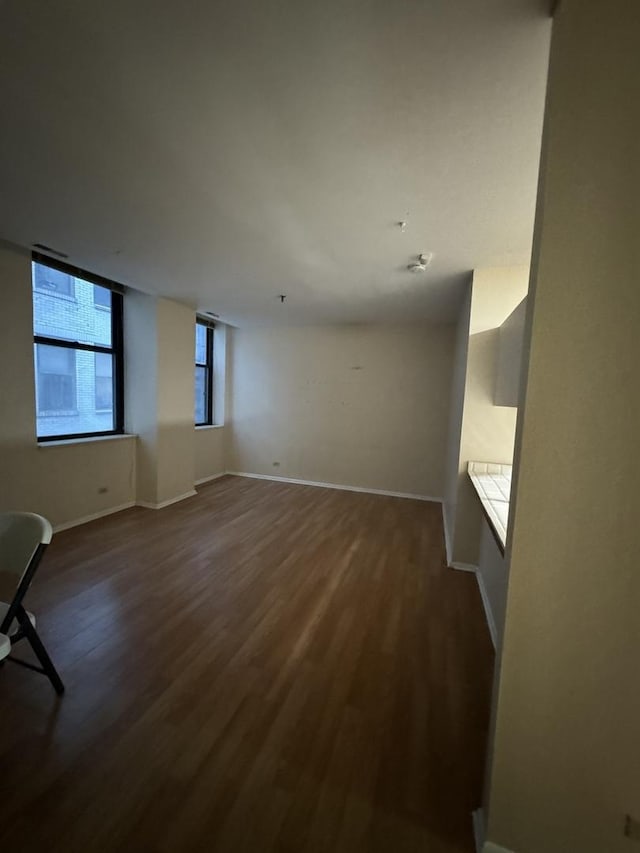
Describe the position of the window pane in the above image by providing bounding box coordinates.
[32,261,112,347]
[35,344,115,438]
[33,264,74,296]
[95,352,113,411]
[196,323,208,364]
[36,345,76,412]
[93,284,111,308]
[195,365,207,424]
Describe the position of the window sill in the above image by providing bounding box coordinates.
[38,434,137,448]
[195,424,224,431]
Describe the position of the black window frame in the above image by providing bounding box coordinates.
[32,252,125,443]
[195,319,214,426]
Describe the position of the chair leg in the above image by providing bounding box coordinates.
[16,608,64,695]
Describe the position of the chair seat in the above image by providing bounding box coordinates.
[0,633,9,660]
[0,601,36,636]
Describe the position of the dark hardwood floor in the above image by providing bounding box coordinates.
[0,476,494,853]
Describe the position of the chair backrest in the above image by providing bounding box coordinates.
[0,513,52,632]
[0,512,52,583]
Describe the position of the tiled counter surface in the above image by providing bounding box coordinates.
[468,461,513,551]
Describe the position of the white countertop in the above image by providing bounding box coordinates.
[468,461,513,549]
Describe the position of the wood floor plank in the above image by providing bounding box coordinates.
[0,476,494,852]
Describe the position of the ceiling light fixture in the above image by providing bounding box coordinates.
[407,253,433,273]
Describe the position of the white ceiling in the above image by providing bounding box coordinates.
[0,0,551,326]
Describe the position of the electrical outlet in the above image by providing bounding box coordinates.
[625,815,640,842]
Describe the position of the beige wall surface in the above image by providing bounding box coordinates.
[0,242,136,528]
[124,291,198,506]
[126,298,228,504]
[469,268,530,336]
[478,519,508,647]
[124,289,158,505]
[448,267,529,565]
[453,328,519,563]
[443,283,472,556]
[156,298,196,504]
[195,427,225,483]
[228,324,455,497]
[494,298,527,408]
[487,2,640,852]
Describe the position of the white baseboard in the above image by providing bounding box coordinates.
[227,471,443,503]
[473,809,486,853]
[483,843,514,853]
[53,501,136,533]
[53,485,202,532]
[137,490,197,510]
[195,472,227,486]
[451,560,478,573]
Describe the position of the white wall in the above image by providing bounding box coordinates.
[444,283,472,558]
[446,267,529,566]
[124,289,158,504]
[194,427,225,483]
[125,292,197,506]
[228,324,455,498]
[156,298,196,504]
[487,2,640,851]
[495,298,527,408]
[477,520,508,648]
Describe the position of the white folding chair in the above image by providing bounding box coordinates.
[0,512,64,694]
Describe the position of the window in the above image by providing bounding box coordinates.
[32,255,124,441]
[93,285,111,309]
[195,320,214,425]
[33,264,75,297]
